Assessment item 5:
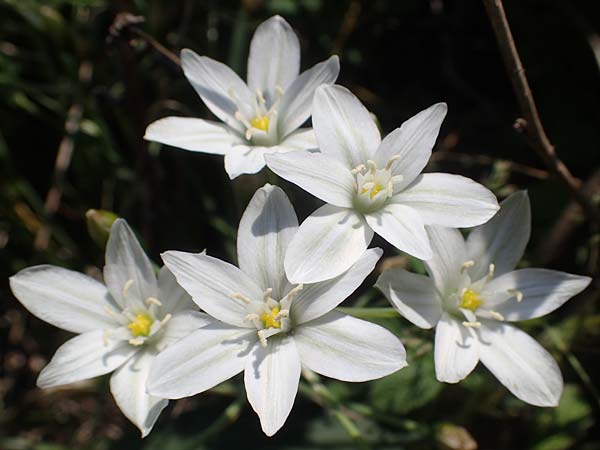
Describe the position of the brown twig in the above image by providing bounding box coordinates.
[482,0,600,224]
[430,150,551,180]
[332,0,362,54]
[109,13,181,66]
[34,62,92,251]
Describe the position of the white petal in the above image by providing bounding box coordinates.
[181,49,253,134]
[161,251,263,327]
[481,269,592,321]
[104,219,157,311]
[313,84,381,169]
[292,248,382,324]
[144,117,241,154]
[247,16,300,107]
[37,329,136,388]
[224,145,269,179]
[244,335,301,436]
[284,205,373,284]
[294,311,406,381]
[375,102,447,188]
[265,151,356,208]
[466,190,531,280]
[478,321,563,406]
[157,265,196,314]
[9,265,119,334]
[393,173,499,227]
[434,313,479,383]
[110,350,168,437]
[424,226,468,296]
[277,56,340,138]
[157,310,214,351]
[237,184,298,298]
[375,268,442,329]
[365,204,432,260]
[277,128,317,152]
[148,323,256,399]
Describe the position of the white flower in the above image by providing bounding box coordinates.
[9,219,209,436]
[144,15,339,179]
[147,184,406,436]
[265,84,499,284]
[376,191,592,406]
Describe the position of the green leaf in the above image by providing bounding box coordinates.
[369,354,442,415]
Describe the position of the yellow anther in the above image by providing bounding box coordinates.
[127,313,154,337]
[462,321,482,328]
[361,184,383,199]
[460,289,482,311]
[251,115,270,132]
[261,307,281,329]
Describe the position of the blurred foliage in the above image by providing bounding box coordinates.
[1,0,599,449]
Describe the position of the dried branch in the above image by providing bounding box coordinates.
[109,13,181,66]
[482,0,600,223]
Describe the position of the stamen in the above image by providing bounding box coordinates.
[103,330,111,347]
[160,313,172,326]
[486,263,496,281]
[263,288,276,303]
[228,87,237,101]
[286,284,304,299]
[146,297,162,306]
[128,337,145,346]
[256,89,266,104]
[351,164,366,174]
[275,309,289,320]
[258,330,268,347]
[231,293,252,304]
[489,310,505,321]
[244,313,262,329]
[462,321,482,328]
[385,154,402,170]
[460,260,475,273]
[366,160,377,174]
[122,279,134,296]
[508,289,524,302]
[275,85,284,97]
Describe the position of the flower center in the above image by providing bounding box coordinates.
[460,289,482,311]
[260,306,281,329]
[128,313,154,337]
[352,159,403,213]
[230,87,283,146]
[231,284,303,347]
[251,115,270,132]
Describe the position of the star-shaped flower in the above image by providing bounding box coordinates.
[376,191,592,406]
[265,84,499,284]
[145,15,339,179]
[148,184,406,436]
[9,220,209,436]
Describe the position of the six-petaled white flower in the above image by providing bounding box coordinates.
[147,184,407,436]
[144,15,339,179]
[9,220,210,436]
[266,84,500,284]
[376,191,592,406]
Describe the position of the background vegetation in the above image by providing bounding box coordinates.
[1,0,599,449]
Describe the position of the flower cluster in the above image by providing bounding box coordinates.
[9,15,592,438]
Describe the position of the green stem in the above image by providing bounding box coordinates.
[336,307,399,319]
[183,397,244,449]
[547,327,600,409]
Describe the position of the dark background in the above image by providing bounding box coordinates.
[1,0,599,449]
